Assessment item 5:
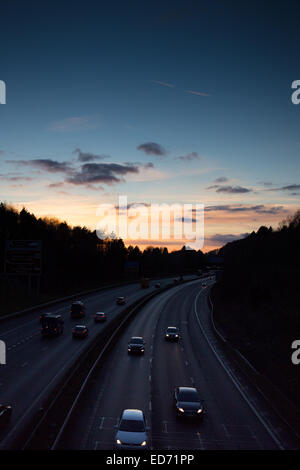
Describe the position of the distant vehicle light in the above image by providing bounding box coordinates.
[141,441,147,446]
[178,408,184,413]
[197,409,203,414]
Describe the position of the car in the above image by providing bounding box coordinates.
[174,387,204,418]
[115,409,149,450]
[202,282,207,288]
[94,312,106,322]
[165,326,180,341]
[39,312,52,323]
[0,404,12,427]
[116,296,126,305]
[70,300,85,318]
[41,314,64,336]
[72,325,88,338]
[155,282,161,288]
[128,336,145,354]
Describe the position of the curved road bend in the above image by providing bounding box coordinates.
[0,276,189,448]
[60,279,298,450]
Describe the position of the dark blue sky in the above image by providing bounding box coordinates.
[1,1,300,248]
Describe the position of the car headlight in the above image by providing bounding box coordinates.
[141,349,144,352]
[128,348,131,351]
[197,408,203,414]
[175,335,178,337]
[116,439,122,445]
[166,334,169,337]
[178,407,184,413]
[140,441,147,446]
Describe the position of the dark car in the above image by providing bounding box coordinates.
[41,314,64,336]
[128,337,145,354]
[165,326,180,341]
[116,297,126,305]
[94,312,106,322]
[0,404,12,427]
[202,283,207,288]
[72,325,88,338]
[155,282,161,288]
[70,301,85,318]
[39,312,52,323]
[174,387,204,418]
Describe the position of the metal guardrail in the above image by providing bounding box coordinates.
[208,287,300,443]
[0,273,196,322]
[16,279,193,450]
[0,279,138,322]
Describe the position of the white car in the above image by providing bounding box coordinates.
[115,409,149,449]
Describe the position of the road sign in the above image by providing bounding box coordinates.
[4,240,42,275]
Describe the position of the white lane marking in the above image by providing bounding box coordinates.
[94,441,99,450]
[197,431,205,450]
[194,289,284,450]
[99,417,105,430]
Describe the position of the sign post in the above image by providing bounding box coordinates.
[4,240,42,296]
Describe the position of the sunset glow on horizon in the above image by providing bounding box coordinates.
[1,1,299,253]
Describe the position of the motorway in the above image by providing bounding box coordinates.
[58,278,299,450]
[0,276,182,448]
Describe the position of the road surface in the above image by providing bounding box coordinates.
[59,278,299,450]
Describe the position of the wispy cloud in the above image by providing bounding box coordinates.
[258,181,273,186]
[175,152,201,162]
[137,142,167,157]
[266,184,300,192]
[206,184,252,194]
[73,148,110,162]
[66,162,139,187]
[214,176,229,183]
[49,115,102,132]
[204,204,286,215]
[0,173,33,182]
[206,233,249,245]
[150,80,175,88]
[185,90,210,97]
[6,159,73,174]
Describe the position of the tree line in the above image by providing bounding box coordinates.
[0,203,206,312]
[213,209,300,406]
